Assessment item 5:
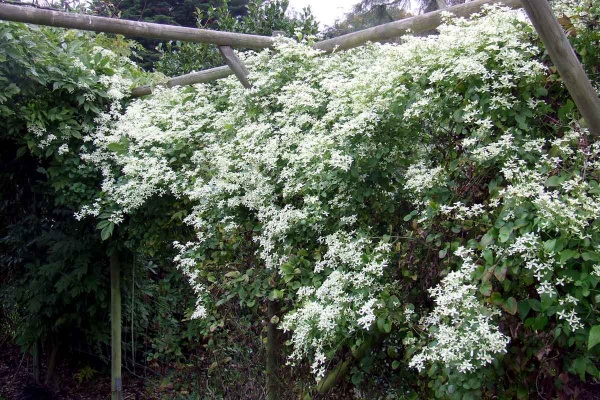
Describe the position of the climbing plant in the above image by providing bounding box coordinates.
[2,0,600,398]
[72,2,600,398]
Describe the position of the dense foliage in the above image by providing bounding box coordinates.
[154,0,318,76]
[0,21,142,354]
[0,21,202,393]
[1,0,600,398]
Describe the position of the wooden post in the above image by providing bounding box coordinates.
[44,339,59,390]
[110,252,124,400]
[32,340,40,384]
[218,46,252,89]
[520,0,600,137]
[265,300,282,400]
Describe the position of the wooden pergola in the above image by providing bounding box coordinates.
[1,0,599,398]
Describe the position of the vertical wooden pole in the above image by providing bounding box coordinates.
[32,339,40,384]
[110,252,124,400]
[265,30,281,398]
[44,340,59,390]
[265,299,281,400]
[521,0,600,137]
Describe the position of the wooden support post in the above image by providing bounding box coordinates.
[32,340,40,384]
[265,300,282,400]
[110,252,124,400]
[218,46,252,89]
[520,0,600,138]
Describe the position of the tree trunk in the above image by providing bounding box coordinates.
[111,252,124,400]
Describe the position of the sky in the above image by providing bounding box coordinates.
[287,0,357,28]
[287,0,420,29]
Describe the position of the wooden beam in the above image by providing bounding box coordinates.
[0,3,275,50]
[131,66,233,97]
[520,0,600,138]
[218,46,252,88]
[129,0,523,95]
[314,0,522,52]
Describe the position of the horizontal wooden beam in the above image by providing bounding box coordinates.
[130,0,523,95]
[314,0,523,52]
[131,66,233,97]
[0,3,275,49]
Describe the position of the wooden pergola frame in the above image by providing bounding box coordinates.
[1,0,599,399]
[0,0,597,131]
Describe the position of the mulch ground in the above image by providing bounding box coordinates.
[0,342,151,400]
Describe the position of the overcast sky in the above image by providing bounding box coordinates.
[287,0,357,28]
[287,0,421,29]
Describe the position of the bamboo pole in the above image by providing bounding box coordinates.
[520,0,600,138]
[0,3,275,50]
[110,252,124,400]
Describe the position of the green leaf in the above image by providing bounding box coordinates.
[403,210,417,221]
[518,300,531,320]
[100,222,114,241]
[560,250,579,263]
[438,248,447,259]
[16,146,27,158]
[502,297,518,315]
[490,292,503,306]
[107,141,128,155]
[545,176,561,187]
[529,298,542,312]
[480,233,494,247]
[582,252,600,262]
[494,265,507,282]
[268,289,283,301]
[479,281,492,297]
[498,226,512,243]
[543,239,556,253]
[532,314,548,331]
[483,249,494,265]
[588,325,600,350]
[558,99,575,121]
